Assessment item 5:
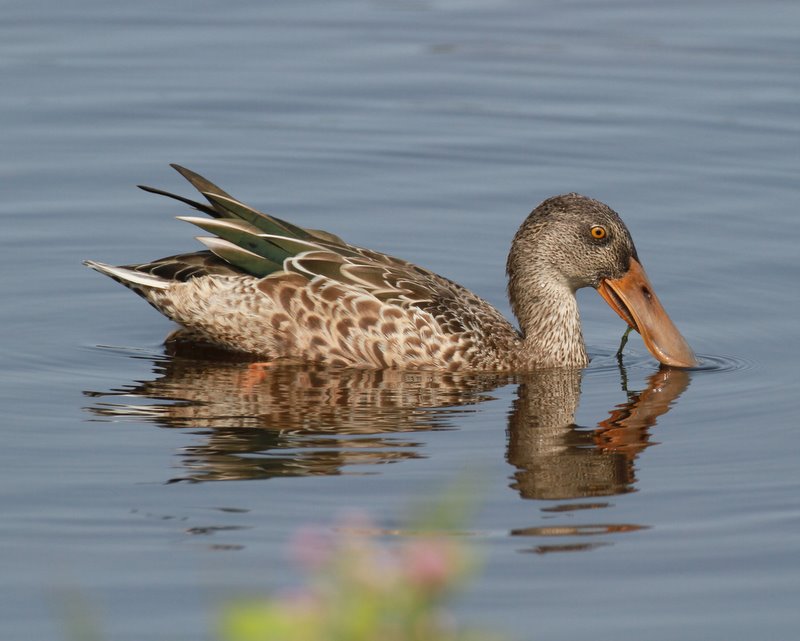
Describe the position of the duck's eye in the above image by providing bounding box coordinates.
[590,225,607,240]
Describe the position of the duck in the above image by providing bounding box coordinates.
[84,165,697,370]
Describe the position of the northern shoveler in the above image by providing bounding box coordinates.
[85,165,696,370]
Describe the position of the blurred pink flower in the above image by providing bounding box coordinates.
[403,538,459,592]
[289,526,333,571]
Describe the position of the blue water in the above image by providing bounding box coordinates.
[2,1,799,639]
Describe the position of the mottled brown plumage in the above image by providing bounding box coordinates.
[85,165,696,370]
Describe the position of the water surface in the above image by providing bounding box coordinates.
[2,1,799,640]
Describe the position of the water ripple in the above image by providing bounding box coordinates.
[686,353,755,374]
[587,348,753,376]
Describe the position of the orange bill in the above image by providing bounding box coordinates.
[597,258,697,368]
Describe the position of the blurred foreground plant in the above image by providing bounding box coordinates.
[220,507,502,641]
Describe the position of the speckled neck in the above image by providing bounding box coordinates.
[506,225,589,369]
[511,275,588,368]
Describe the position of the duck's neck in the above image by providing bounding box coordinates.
[508,269,589,368]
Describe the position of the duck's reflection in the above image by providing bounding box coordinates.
[508,367,690,499]
[85,341,689,494]
[86,341,511,482]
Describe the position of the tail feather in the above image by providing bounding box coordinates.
[137,164,237,219]
[136,184,220,218]
[170,163,235,216]
[87,165,360,289]
[83,260,172,291]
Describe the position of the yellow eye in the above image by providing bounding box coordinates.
[590,225,607,240]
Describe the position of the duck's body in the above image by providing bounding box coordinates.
[104,247,531,370]
[85,165,696,370]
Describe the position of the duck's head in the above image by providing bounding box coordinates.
[507,193,697,368]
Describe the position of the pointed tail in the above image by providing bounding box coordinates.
[83,260,172,293]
